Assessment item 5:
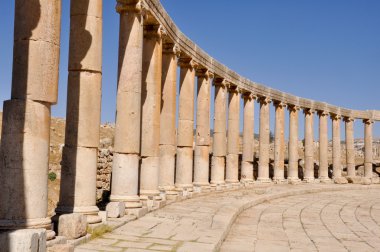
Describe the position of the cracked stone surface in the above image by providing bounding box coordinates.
[75,185,380,251]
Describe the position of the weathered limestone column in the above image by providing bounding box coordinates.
[241,93,255,184]
[226,86,240,185]
[318,111,330,182]
[364,119,373,179]
[273,102,286,183]
[175,57,196,192]
[159,42,178,196]
[193,69,212,191]
[344,117,355,178]
[331,114,342,179]
[288,105,301,183]
[257,97,271,183]
[110,0,144,211]
[56,0,102,224]
[0,0,61,232]
[303,108,315,182]
[210,78,227,187]
[140,23,163,202]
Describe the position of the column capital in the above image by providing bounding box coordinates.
[178,57,198,69]
[162,42,180,56]
[363,119,374,125]
[242,91,256,100]
[330,113,342,121]
[116,0,146,14]
[303,108,314,115]
[317,110,329,117]
[273,100,286,108]
[227,84,239,93]
[213,77,228,87]
[144,24,165,40]
[258,96,271,105]
[343,117,355,123]
[287,104,300,112]
[195,68,214,79]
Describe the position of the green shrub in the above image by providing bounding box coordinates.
[48,172,57,181]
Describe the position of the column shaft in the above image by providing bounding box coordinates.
[345,118,355,177]
[304,109,315,182]
[193,70,212,189]
[241,94,255,183]
[273,102,285,182]
[288,106,300,182]
[140,24,162,199]
[175,58,195,190]
[0,0,61,230]
[226,88,240,184]
[364,120,373,178]
[318,112,329,181]
[57,0,102,224]
[110,3,143,209]
[332,115,342,178]
[159,43,177,193]
[257,98,271,182]
[210,80,227,185]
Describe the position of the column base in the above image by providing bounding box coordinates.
[303,177,317,183]
[255,177,272,184]
[287,177,302,185]
[272,177,287,184]
[175,183,194,192]
[240,179,255,187]
[333,177,348,184]
[0,217,52,230]
[193,183,211,193]
[319,177,332,183]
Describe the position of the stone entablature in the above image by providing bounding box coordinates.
[144,0,379,121]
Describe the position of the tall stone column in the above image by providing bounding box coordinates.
[364,119,373,179]
[0,0,61,233]
[331,114,342,179]
[288,105,300,183]
[318,111,330,182]
[140,23,163,202]
[273,102,286,183]
[344,117,355,178]
[226,86,240,185]
[193,69,212,191]
[257,97,271,183]
[110,1,144,211]
[210,78,227,186]
[56,0,102,224]
[241,93,255,184]
[159,42,178,196]
[175,57,196,192]
[303,108,315,182]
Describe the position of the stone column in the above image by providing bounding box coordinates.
[193,69,212,191]
[303,108,315,182]
[159,42,178,197]
[210,78,227,187]
[140,23,163,202]
[257,97,271,183]
[110,1,144,211]
[318,111,330,182]
[288,105,300,183]
[226,86,240,186]
[331,114,342,179]
[364,119,373,179]
[56,0,102,224]
[175,57,196,192]
[273,102,286,183]
[241,93,255,184]
[344,117,355,178]
[0,0,61,233]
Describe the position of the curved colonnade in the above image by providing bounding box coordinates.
[0,0,379,244]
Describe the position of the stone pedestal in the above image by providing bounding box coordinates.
[140,24,163,200]
[241,93,255,183]
[273,102,285,182]
[210,79,227,185]
[226,87,240,184]
[258,97,271,181]
[193,69,212,188]
[175,57,196,191]
[318,111,329,181]
[288,105,300,182]
[304,109,314,182]
[111,1,144,210]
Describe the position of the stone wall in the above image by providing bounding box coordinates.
[96,147,113,204]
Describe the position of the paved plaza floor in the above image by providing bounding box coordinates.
[75,184,380,252]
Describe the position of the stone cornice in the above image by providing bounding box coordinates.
[142,0,379,121]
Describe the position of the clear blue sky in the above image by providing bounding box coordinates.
[0,0,379,139]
